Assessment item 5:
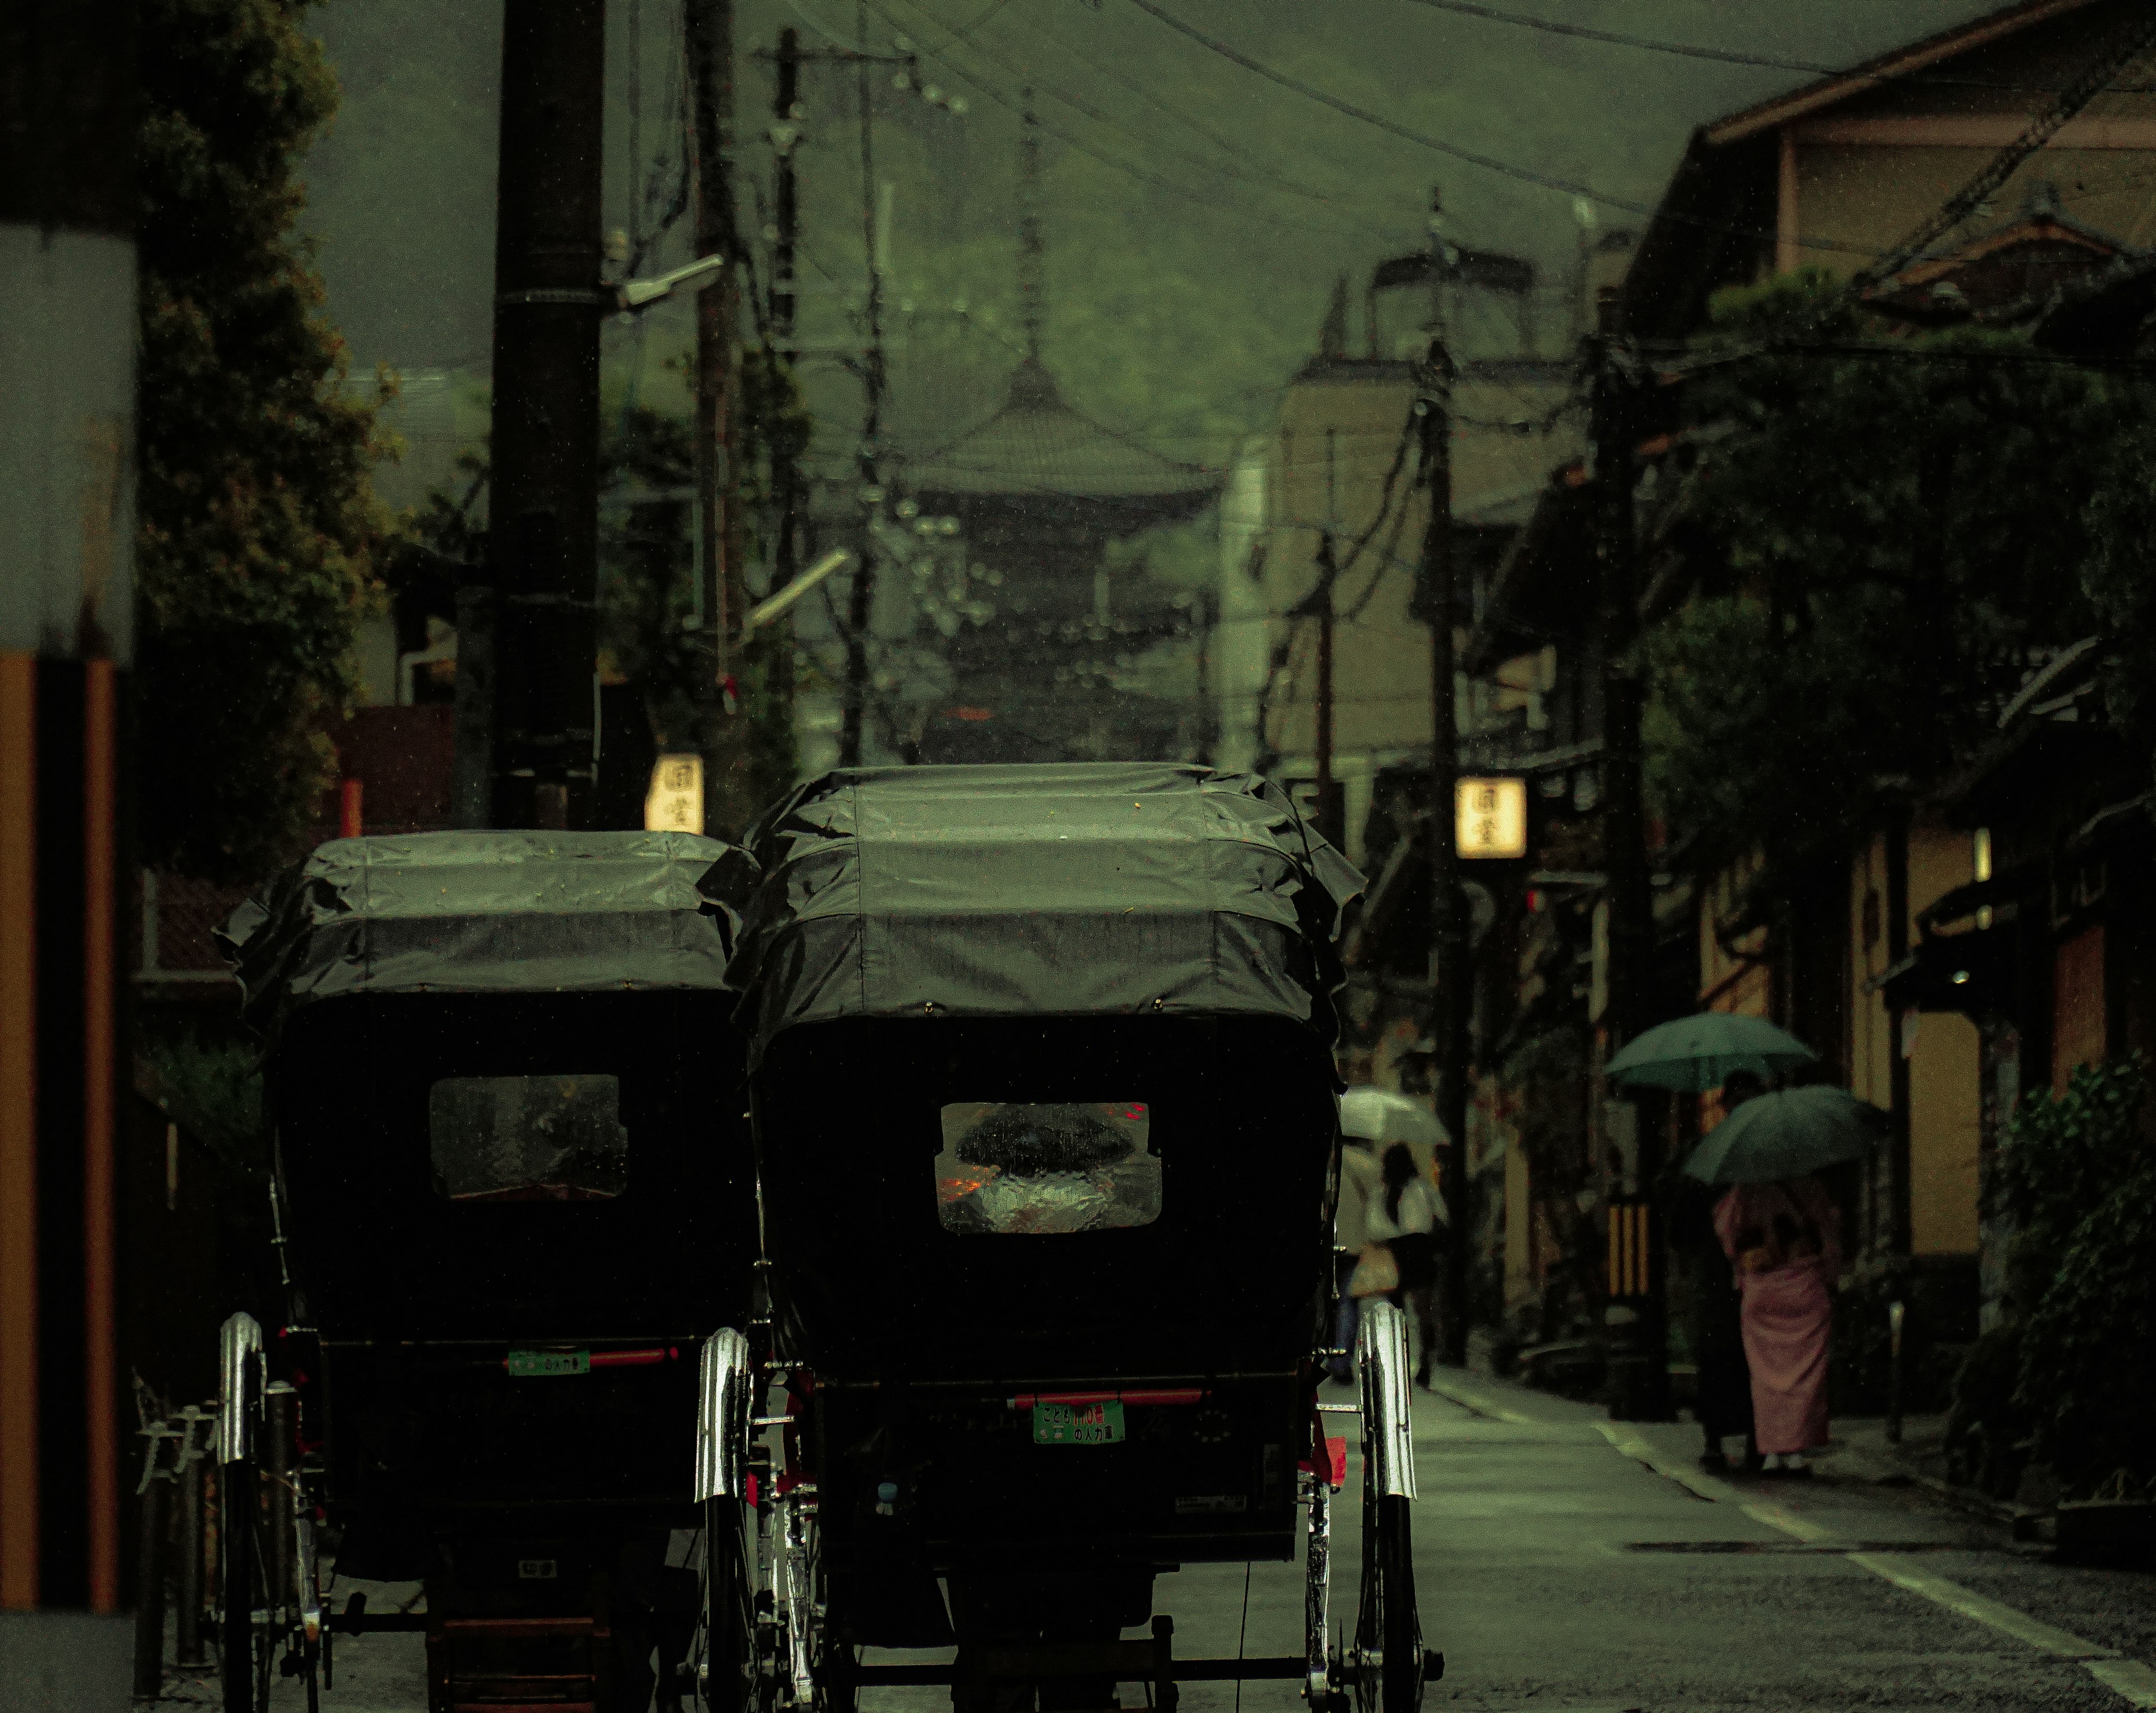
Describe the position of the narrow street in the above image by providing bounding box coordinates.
[182,1367,2156,1713]
[1396,1373,2156,1712]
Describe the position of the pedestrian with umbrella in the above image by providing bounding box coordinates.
[1693,1086,1885,1477]
[1609,1013,1821,1476]
[1335,1089,1449,1385]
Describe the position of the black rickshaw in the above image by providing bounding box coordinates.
[211,830,759,1713]
[690,764,1435,1713]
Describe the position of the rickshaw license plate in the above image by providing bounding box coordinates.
[1033,1401,1125,1445]
[508,1349,590,1378]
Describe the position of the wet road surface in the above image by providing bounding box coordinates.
[208,1367,2156,1712]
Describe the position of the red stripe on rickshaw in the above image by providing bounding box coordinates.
[1006,1388,1206,1409]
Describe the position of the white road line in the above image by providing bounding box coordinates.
[1421,1376,1537,1426]
[1845,1552,2118,1659]
[1581,1418,2156,1704]
[2088,1659,2156,1707]
[1594,1422,1737,1503]
[1741,1500,1839,1543]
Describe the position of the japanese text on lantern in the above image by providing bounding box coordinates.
[644,753,705,834]
[1455,775,1527,860]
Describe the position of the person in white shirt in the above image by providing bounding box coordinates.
[1365,1143,1444,1386]
[1330,1135,1384,1383]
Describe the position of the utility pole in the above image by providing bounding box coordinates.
[1415,189,1472,1369]
[838,1,888,769]
[1588,327,1667,1418]
[1,0,136,1647]
[687,0,748,827]
[488,0,607,830]
[760,27,804,800]
[1314,430,1339,845]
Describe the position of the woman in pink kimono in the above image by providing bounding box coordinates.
[1714,1175,1840,1476]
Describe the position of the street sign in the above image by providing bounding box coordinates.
[645,753,704,834]
[1456,775,1527,860]
[507,1350,590,1378]
[1032,1400,1126,1445]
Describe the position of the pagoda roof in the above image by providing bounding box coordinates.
[906,358,1221,503]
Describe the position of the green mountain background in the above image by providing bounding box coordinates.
[303,0,1998,491]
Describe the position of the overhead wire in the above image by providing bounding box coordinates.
[1388,0,2154,91]
[1119,0,1885,257]
[927,0,1404,218]
[1655,10,2156,377]
[903,6,1391,227]
[852,0,1408,247]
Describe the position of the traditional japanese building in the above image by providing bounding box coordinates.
[903,355,1219,764]
[899,101,1219,764]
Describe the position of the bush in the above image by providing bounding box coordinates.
[1944,1324,2029,1499]
[2018,1167,2156,1495]
[1986,1053,2149,1300]
[1949,1056,2156,1499]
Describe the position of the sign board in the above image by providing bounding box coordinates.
[1455,775,1527,860]
[1032,1400,1126,1445]
[644,753,704,834]
[507,1349,590,1378]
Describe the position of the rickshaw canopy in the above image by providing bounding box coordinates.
[220,830,758,1035]
[727,764,1365,1065]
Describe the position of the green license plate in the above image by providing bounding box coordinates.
[507,1349,590,1378]
[1033,1401,1126,1445]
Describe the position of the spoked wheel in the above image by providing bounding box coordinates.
[702,1497,760,1712]
[1353,1489,1423,1713]
[1352,1299,1429,1713]
[793,1499,853,1713]
[220,1458,271,1713]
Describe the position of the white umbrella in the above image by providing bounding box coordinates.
[1339,1087,1450,1150]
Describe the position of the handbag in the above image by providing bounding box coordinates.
[1346,1241,1399,1299]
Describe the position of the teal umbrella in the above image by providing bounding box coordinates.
[1683,1086,1888,1185]
[1605,1012,1818,1093]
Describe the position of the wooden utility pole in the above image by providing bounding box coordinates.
[759,25,805,802]
[1589,331,1668,1417]
[687,0,748,825]
[1416,190,1471,1369]
[838,2,888,769]
[1314,537,1338,846]
[1314,428,1339,845]
[488,0,607,830]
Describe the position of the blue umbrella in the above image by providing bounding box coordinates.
[1605,1012,1819,1094]
[1684,1086,1889,1185]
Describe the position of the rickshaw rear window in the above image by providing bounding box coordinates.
[429,1075,629,1202]
[935,1102,1159,1235]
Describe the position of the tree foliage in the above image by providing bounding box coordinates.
[1968,1056,2156,1496]
[136,0,391,879]
[1642,272,2149,878]
[2081,416,2156,763]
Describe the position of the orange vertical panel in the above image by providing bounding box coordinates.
[83,659,118,1611]
[2052,924,2106,1095]
[0,654,38,1607]
[1776,128,1801,276]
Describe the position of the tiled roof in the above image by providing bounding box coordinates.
[906,358,1220,501]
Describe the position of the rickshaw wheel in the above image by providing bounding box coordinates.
[1354,1492,1423,1713]
[704,1498,760,1713]
[221,1460,272,1713]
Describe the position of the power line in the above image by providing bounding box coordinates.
[860,0,1403,243]
[1656,10,2156,378]
[912,0,1388,220]
[942,0,1405,218]
[1388,0,2153,90]
[1119,0,1881,257]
